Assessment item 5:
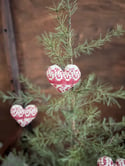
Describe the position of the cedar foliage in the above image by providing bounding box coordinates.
[0,0,125,166]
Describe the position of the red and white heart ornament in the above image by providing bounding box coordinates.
[10,104,38,127]
[46,64,81,93]
[97,156,125,166]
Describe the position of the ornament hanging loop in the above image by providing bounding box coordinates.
[71,58,73,64]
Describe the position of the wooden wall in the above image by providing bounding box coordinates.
[0,0,125,154]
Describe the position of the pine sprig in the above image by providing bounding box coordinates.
[1,153,27,166]
[74,25,125,57]
[40,0,125,65]
[40,0,77,66]
[47,74,125,115]
[19,112,125,166]
[75,75,125,108]
[0,75,51,106]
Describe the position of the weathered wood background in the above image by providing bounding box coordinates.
[0,0,125,154]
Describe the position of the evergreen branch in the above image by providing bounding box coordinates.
[19,74,51,102]
[74,25,125,57]
[71,74,125,108]
[0,75,51,106]
[0,90,36,106]
[0,91,19,103]
[19,112,125,166]
[41,28,72,66]
[48,0,65,12]
[41,32,62,65]
[1,152,27,166]
[40,0,77,66]
[78,83,125,108]
[47,74,125,114]
[47,91,73,114]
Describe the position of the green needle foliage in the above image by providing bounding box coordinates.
[1,152,27,166]
[39,0,125,66]
[0,74,51,107]
[0,0,125,166]
[74,25,125,57]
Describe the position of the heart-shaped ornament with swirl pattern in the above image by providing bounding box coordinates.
[97,156,125,166]
[10,105,38,127]
[46,64,81,93]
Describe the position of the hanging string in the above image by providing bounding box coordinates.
[67,0,73,64]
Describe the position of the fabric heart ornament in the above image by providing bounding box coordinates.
[46,64,81,93]
[10,105,38,127]
[97,156,114,166]
[116,159,125,166]
[97,156,125,166]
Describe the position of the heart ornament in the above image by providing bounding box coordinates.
[46,64,81,93]
[10,105,38,127]
[97,156,125,166]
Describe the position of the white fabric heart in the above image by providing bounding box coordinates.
[46,64,81,93]
[10,105,38,127]
[97,156,125,166]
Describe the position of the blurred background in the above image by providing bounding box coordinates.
[0,0,125,155]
